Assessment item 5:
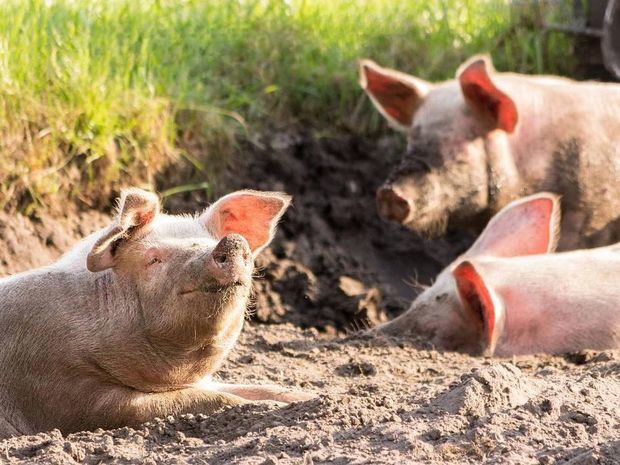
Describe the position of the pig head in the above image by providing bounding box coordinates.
[0,188,311,438]
[373,192,620,356]
[360,55,620,249]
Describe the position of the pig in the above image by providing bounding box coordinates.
[371,192,620,356]
[0,188,312,439]
[359,55,620,249]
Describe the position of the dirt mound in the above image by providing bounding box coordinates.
[430,363,542,416]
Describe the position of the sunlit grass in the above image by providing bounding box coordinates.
[0,0,574,211]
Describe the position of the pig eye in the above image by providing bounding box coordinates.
[147,257,162,266]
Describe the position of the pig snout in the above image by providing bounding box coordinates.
[376,185,412,224]
[206,234,252,286]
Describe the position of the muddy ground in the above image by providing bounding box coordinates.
[1,131,618,464]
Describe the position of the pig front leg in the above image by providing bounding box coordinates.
[84,387,248,431]
[201,380,315,403]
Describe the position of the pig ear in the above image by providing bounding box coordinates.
[200,190,291,256]
[465,192,561,258]
[457,55,518,133]
[453,260,504,356]
[359,59,431,131]
[86,188,160,272]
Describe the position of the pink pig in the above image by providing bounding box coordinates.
[359,55,620,249]
[372,193,620,356]
[0,188,313,438]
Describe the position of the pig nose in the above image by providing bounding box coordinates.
[209,234,252,286]
[212,234,251,266]
[376,186,412,224]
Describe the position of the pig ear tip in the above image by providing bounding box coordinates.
[358,59,380,76]
[534,191,561,207]
[470,53,492,65]
[277,192,293,208]
[120,187,159,204]
[236,189,292,209]
[458,54,494,76]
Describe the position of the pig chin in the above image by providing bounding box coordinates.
[179,280,251,314]
[403,210,450,238]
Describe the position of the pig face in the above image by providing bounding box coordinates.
[360,56,518,235]
[86,188,290,353]
[402,268,482,353]
[390,193,560,355]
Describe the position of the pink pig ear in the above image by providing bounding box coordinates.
[87,188,160,272]
[359,59,431,131]
[200,190,291,256]
[465,192,561,258]
[453,260,505,356]
[457,55,518,133]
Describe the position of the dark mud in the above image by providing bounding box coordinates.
[169,129,473,333]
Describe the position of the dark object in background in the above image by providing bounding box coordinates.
[548,0,620,80]
[602,0,620,77]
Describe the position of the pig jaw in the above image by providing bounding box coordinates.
[93,276,251,393]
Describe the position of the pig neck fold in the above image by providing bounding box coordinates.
[90,271,239,392]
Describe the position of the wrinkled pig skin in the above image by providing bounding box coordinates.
[372,193,620,356]
[360,55,620,250]
[0,188,313,439]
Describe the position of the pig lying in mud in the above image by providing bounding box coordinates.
[372,193,620,356]
[0,188,311,438]
[359,55,620,249]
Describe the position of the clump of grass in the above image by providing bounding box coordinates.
[0,0,574,212]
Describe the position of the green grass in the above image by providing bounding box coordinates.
[0,0,575,212]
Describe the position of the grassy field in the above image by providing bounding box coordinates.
[0,0,575,212]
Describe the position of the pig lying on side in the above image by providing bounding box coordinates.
[0,188,310,438]
[359,55,620,249]
[372,193,620,356]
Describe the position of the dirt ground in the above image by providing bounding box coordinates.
[1,131,618,464]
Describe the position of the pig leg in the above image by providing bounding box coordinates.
[206,382,315,403]
[79,387,249,431]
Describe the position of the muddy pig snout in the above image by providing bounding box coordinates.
[206,234,252,286]
[376,185,412,224]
